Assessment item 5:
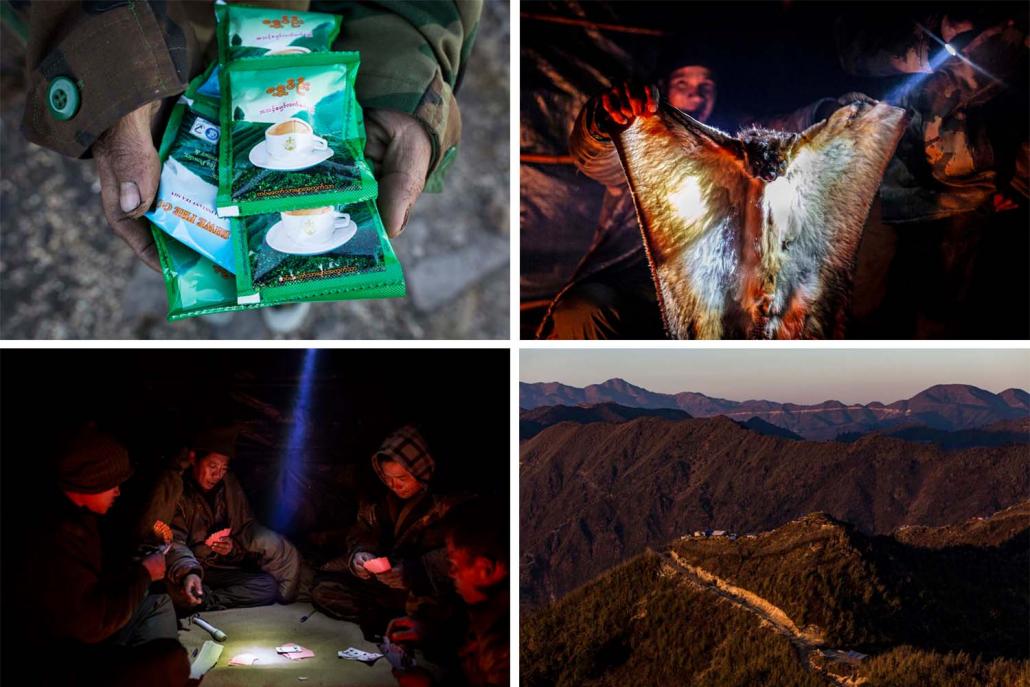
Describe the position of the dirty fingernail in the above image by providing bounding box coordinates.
[399,207,411,235]
[119,182,141,213]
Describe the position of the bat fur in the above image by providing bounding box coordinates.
[614,99,907,339]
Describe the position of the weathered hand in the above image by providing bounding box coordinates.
[385,616,424,644]
[363,109,431,238]
[210,536,233,556]
[183,573,204,606]
[141,550,166,582]
[92,100,164,271]
[374,562,405,590]
[595,81,659,135]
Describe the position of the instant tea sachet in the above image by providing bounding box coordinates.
[216,51,376,217]
[215,2,342,61]
[152,230,348,320]
[231,198,406,305]
[146,66,236,272]
[151,232,239,319]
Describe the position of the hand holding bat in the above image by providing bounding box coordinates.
[594,81,659,136]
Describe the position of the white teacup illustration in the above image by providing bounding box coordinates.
[266,46,311,55]
[280,206,350,244]
[265,118,327,161]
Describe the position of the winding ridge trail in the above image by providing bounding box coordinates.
[660,550,867,686]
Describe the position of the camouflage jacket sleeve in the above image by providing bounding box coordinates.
[837,17,1028,220]
[568,95,628,189]
[321,0,483,190]
[14,0,313,159]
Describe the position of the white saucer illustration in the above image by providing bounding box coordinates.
[265,215,358,256]
[249,141,333,171]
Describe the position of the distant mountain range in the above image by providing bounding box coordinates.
[522,504,1029,687]
[520,402,692,440]
[520,415,1030,609]
[520,402,807,442]
[519,379,1029,440]
[836,417,1030,449]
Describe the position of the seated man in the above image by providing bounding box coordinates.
[387,498,510,687]
[166,427,301,611]
[22,425,189,687]
[311,425,467,638]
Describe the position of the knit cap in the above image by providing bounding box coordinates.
[191,426,240,460]
[57,425,133,494]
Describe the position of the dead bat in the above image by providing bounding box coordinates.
[613,98,907,338]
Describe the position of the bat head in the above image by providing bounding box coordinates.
[739,128,794,182]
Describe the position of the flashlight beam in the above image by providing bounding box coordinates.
[271,349,319,531]
[916,22,1005,85]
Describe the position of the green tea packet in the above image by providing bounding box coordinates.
[152,231,348,320]
[149,4,405,318]
[146,65,236,272]
[216,51,376,217]
[145,65,358,320]
[231,198,405,306]
[215,2,342,62]
[152,232,239,319]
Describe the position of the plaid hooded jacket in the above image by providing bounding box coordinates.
[345,424,468,615]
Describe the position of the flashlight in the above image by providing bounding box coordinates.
[192,615,227,642]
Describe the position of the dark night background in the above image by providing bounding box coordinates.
[521,0,1027,155]
[0,349,509,552]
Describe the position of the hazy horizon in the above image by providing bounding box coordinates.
[520,349,1030,405]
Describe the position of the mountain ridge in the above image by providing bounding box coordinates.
[522,505,1029,686]
[520,379,1029,440]
[520,415,1029,608]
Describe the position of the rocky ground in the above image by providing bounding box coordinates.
[0,1,509,340]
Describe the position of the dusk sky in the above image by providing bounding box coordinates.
[520,349,1030,405]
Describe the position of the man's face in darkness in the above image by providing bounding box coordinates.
[666,65,716,123]
[68,485,121,514]
[193,453,230,491]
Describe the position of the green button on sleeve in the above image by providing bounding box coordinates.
[47,77,80,121]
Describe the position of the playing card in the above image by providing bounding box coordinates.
[229,653,259,666]
[284,648,315,660]
[363,556,392,574]
[151,520,173,554]
[276,645,303,654]
[338,648,383,663]
[153,520,173,544]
